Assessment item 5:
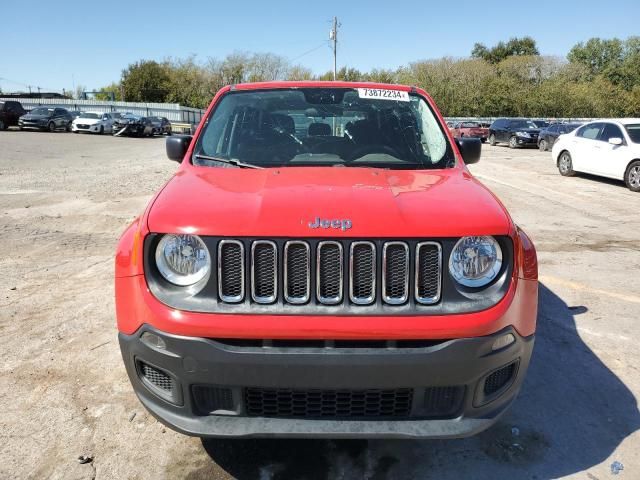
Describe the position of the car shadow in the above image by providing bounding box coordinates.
[571,172,628,190]
[198,283,639,479]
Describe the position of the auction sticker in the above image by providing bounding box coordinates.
[357,88,409,102]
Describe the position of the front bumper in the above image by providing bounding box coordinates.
[119,325,534,438]
[515,136,538,145]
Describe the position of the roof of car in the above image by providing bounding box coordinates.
[231,81,415,92]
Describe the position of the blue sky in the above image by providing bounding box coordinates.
[2,0,639,94]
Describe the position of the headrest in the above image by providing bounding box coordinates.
[308,122,331,136]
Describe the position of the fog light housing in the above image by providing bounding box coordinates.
[491,333,515,351]
[141,331,167,350]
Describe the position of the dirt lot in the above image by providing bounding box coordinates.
[1,131,638,480]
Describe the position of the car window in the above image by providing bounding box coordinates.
[599,123,624,143]
[194,88,454,170]
[576,123,603,140]
[625,124,640,144]
[509,120,537,129]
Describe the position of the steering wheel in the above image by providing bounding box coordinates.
[347,144,403,162]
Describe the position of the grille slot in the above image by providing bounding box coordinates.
[415,242,442,304]
[245,387,413,419]
[284,241,311,304]
[423,386,464,417]
[316,241,343,304]
[218,240,245,302]
[382,242,410,304]
[193,386,235,414]
[484,362,517,395]
[349,242,376,304]
[251,241,277,303]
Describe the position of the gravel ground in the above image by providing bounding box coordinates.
[0,131,638,479]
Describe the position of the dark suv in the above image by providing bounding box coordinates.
[537,123,582,151]
[19,107,73,132]
[0,101,27,130]
[489,118,540,148]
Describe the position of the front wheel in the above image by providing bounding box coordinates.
[625,161,640,192]
[66,122,72,132]
[0,120,5,130]
[509,136,518,149]
[539,139,548,152]
[48,122,56,132]
[558,151,575,177]
[489,134,496,146]
[99,125,104,135]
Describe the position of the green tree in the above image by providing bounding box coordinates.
[95,82,122,101]
[471,37,539,64]
[121,60,170,103]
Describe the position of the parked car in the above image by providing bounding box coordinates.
[72,112,115,134]
[0,100,26,130]
[18,107,72,132]
[115,81,538,440]
[450,121,489,142]
[538,123,582,151]
[488,118,540,148]
[68,110,83,121]
[112,114,154,137]
[531,120,550,129]
[148,116,172,136]
[552,119,640,192]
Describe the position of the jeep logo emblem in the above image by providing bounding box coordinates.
[308,217,352,231]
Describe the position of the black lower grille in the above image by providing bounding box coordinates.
[193,386,234,414]
[140,362,174,392]
[245,387,413,418]
[484,362,516,395]
[424,386,464,417]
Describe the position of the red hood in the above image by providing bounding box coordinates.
[147,166,512,237]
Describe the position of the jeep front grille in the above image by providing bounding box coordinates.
[214,239,441,307]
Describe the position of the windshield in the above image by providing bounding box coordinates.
[31,108,53,116]
[511,120,538,129]
[193,88,454,169]
[79,113,100,119]
[461,122,480,128]
[626,124,640,143]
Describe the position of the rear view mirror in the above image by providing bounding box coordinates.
[166,135,192,162]
[608,137,623,146]
[455,137,481,164]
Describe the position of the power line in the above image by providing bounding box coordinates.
[289,42,329,63]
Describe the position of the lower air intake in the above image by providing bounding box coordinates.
[245,387,413,419]
[484,362,517,395]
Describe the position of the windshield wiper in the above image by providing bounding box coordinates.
[194,154,263,169]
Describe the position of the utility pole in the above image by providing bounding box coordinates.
[28,85,32,95]
[330,16,338,81]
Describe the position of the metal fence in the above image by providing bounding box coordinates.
[0,97,205,124]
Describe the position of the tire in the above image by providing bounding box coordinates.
[489,133,496,146]
[73,130,79,134]
[66,122,72,132]
[48,122,56,132]
[0,120,5,130]
[480,138,486,143]
[509,136,518,149]
[539,139,548,152]
[99,125,104,135]
[558,151,575,177]
[624,160,640,192]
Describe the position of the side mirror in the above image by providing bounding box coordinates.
[608,137,623,146]
[455,137,481,164]
[166,135,192,162]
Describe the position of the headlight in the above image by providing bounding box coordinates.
[516,131,531,138]
[449,236,502,288]
[155,234,210,286]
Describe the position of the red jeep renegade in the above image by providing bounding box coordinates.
[115,82,537,439]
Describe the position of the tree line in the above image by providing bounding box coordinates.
[93,36,640,117]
